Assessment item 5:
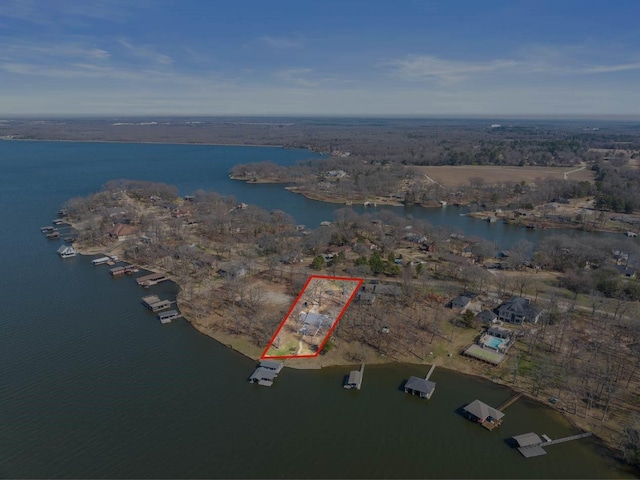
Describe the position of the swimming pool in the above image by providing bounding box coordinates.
[484,336,504,350]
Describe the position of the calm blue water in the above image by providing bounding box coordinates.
[0,140,632,478]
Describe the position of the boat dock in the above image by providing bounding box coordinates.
[136,272,168,287]
[404,365,437,399]
[110,264,139,276]
[515,432,593,458]
[141,295,172,312]
[249,360,284,387]
[463,399,505,430]
[158,310,182,324]
[344,363,365,390]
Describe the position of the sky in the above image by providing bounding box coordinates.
[1,0,639,116]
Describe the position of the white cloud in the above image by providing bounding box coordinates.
[384,55,519,82]
[260,35,304,49]
[3,42,111,60]
[118,39,173,65]
[384,50,640,83]
[0,0,148,27]
[275,67,318,87]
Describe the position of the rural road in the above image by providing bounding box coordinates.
[423,174,444,188]
[563,165,586,180]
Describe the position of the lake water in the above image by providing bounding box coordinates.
[0,140,631,478]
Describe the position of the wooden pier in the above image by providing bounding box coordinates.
[344,363,365,390]
[425,364,436,381]
[516,432,593,458]
[497,393,522,411]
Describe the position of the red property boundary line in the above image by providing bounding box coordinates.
[260,275,363,360]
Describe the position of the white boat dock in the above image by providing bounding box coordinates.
[92,257,111,266]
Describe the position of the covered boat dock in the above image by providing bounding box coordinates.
[249,360,284,387]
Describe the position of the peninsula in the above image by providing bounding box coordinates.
[60,176,640,462]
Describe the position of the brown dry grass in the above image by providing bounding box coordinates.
[414,165,595,187]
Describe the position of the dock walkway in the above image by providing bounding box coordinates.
[497,393,522,411]
[517,432,593,458]
[425,364,436,381]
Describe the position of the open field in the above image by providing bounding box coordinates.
[415,165,595,187]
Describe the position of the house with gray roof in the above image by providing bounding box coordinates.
[475,310,497,324]
[496,296,541,324]
[450,295,472,309]
[298,312,331,336]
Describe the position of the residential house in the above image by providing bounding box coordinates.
[617,265,637,279]
[475,310,497,324]
[109,223,137,241]
[216,263,247,279]
[496,296,541,324]
[450,295,472,309]
[298,312,330,336]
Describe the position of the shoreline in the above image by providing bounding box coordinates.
[2,137,294,149]
[67,235,627,465]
